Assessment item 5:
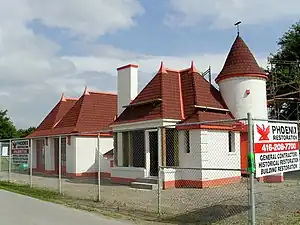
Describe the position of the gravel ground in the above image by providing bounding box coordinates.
[0,170,299,225]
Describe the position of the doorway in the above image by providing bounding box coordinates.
[240,132,248,176]
[149,131,158,176]
[36,140,45,172]
[54,138,67,175]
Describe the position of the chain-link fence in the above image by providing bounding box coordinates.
[158,118,250,224]
[0,115,300,224]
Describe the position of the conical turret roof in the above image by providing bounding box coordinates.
[215,35,267,83]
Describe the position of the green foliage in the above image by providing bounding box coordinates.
[17,127,36,138]
[267,21,300,120]
[0,110,18,139]
[0,109,36,139]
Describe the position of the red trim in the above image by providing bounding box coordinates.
[258,175,284,183]
[117,64,139,71]
[110,176,240,189]
[66,172,111,178]
[216,73,268,83]
[67,136,71,145]
[77,133,113,137]
[164,176,241,189]
[178,72,185,120]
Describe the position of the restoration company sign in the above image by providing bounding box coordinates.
[11,139,30,165]
[254,122,300,177]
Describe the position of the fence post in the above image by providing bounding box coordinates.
[58,136,62,194]
[157,127,162,216]
[30,138,33,188]
[247,113,256,225]
[8,139,11,182]
[97,133,101,202]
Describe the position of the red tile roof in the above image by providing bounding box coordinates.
[215,35,267,83]
[27,90,117,138]
[113,62,233,125]
[27,95,77,138]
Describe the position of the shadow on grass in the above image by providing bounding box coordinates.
[160,204,249,225]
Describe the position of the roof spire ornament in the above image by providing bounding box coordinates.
[189,61,198,73]
[234,21,242,36]
[158,61,167,74]
[83,85,90,95]
[60,93,66,102]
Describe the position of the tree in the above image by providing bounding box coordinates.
[267,21,300,120]
[17,127,36,138]
[0,110,18,139]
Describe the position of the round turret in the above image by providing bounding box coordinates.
[215,35,268,120]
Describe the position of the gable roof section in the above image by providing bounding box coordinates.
[215,35,267,83]
[113,63,183,124]
[50,90,117,135]
[113,62,232,125]
[179,65,233,124]
[27,95,77,138]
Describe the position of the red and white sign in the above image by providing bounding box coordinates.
[11,140,30,164]
[254,122,300,177]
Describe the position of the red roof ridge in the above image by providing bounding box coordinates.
[158,61,167,74]
[89,91,117,96]
[65,97,78,101]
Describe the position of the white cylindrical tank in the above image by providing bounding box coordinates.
[218,76,268,120]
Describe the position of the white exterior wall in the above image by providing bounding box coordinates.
[200,130,240,180]
[163,129,240,183]
[117,65,138,116]
[178,130,202,180]
[219,77,268,120]
[31,140,37,169]
[75,136,113,174]
[45,138,54,171]
[66,137,76,173]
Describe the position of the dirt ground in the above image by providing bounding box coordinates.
[0,170,299,225]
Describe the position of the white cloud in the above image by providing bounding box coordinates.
[165,0,300,29]
[0,0,144,128]
[28,0,144,39]
[0,0,269,129]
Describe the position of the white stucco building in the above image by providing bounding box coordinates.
[27,88,117,178]
[110,34,271,189]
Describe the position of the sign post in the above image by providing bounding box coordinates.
[254,122,300,177]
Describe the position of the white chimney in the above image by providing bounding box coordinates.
[117,64,138,116]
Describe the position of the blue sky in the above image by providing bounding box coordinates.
[1,0,300,128]
[27,0,296,58]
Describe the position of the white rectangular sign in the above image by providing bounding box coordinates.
[11,140,30,165]
[1,146,8,156]
[254,122,300,177]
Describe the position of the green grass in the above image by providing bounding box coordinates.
[1,157,18,171]
[1,181,299,225]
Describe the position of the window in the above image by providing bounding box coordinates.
[166,128,179,166]
[228,131,235,153]
[131,130,145,168]
[184,130,190,153]
[122,131,130,166]
[121,130,145,167]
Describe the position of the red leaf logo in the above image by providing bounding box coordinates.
[256,124,270,141]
